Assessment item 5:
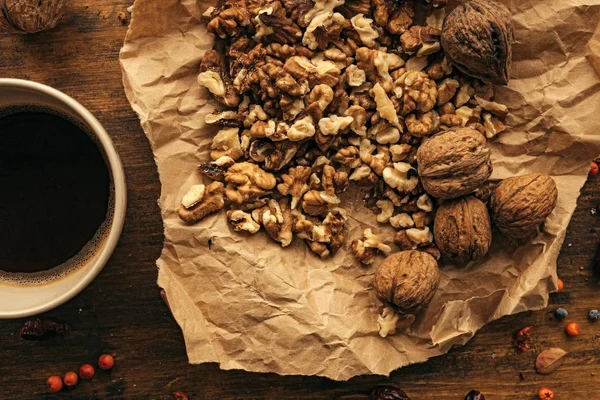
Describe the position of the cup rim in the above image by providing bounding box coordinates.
[0,78,127,319]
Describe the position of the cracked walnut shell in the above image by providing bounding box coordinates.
[434,196,492,265]
[441,0,514,85]
[416,127,492,199]
[373,250,440,315]
[490,173,558,238]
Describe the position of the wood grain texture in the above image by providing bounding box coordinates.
[0,2,599,399]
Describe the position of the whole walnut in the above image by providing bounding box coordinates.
[434,196,492,265]
[490,173,558,238]
[0,0,67,34]
[373,250,440,315]
[416,128,492,199]
[441,0,513,85]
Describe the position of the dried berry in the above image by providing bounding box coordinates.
[464,390,485,400]
[535,348,567,375]
[47,375,63,393]
[565,322,580,337]
[589,310,600,321]
[173,392,189,400]
[79,364,95,380]
[554,308,567,319]
[20,318,69,341]
[512,326,533,353]
[538,387,555,400]
[371,385,411,400]
[590,161,599,177]
[63,371,78,387]
[98,354,115,370]
[557,278,564,292]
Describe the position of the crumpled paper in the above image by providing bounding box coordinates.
[120,0,600,380]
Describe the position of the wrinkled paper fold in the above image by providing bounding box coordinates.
[120,0,600,380]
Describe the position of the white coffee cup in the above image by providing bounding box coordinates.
[0,79,127,318]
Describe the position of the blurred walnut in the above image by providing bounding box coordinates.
[350,14,379,48]
[0,0,67,33]
[205,2,251,39]
[436,78,460,106]
[490,174,558,238]
[441,0,514,85]
[356,48,393,92]
[417,128,492,199]
[284,56,340,88]
[334,146,362,168]
[254,2,303,44]
[405,111,439,137]
[224,162,277,204]
[282,0,314,26]
[211,127,244,161]
[198,50,240,107]
[277,166,312,209]
[383,162,418,193]
[302,11,346,51]
[352,228,391,265]
[302,190,329,216]
[400,26,441,56]
[264,140,298,170]
[337,0,371,18]
[227,209,261,233]
[256,62,310,100]
[373,250,440,314]
[482,113,507,139]
[178,182,226,224]
[296,210,346,258]
[392,70,437,116]
[252,198,294,246]
[434,196,492,265]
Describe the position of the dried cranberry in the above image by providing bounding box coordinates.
[172,392,189,400]
[371,385,411,400]
[512,326,533,353]
[465,390,486,400]
[20,318,68,341]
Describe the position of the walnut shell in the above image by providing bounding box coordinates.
[441,0,513,85]
[0,0,67,34]
[434,196,492,265]
[490,173,558,238]
[373,250,440,314]
[416,128,492,199]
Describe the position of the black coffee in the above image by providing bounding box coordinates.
[0,110,110,274]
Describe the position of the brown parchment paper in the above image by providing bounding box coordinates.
[120,0,600,380]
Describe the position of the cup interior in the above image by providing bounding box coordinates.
[0,79,127,319]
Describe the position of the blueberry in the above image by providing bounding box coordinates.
[589,309,600,321]
[554,308,568,319]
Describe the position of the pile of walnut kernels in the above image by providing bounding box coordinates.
[178,0,509,265]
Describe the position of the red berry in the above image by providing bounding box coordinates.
[98,354,115,370]
[590,161,599,177]
[47,375,63,392]
[63,371,78,387]
[566,322,580,337]
[557,278,564,292]
[79,364,95,380]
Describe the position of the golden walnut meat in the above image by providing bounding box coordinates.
[178,182,226,224]
[373,250,440,315]
[434,196,492,265]
[417,127,492,199]
[490,174,558,238]
[224,162,277,204]
[441,0,514,85]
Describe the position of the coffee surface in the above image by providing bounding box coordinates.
[0,111,110,273]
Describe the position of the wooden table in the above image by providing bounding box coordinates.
[1,2,599,399]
